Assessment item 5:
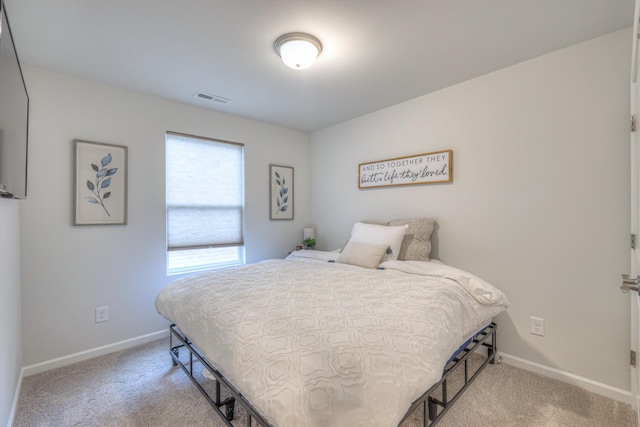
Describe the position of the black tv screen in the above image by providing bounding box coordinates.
[0,0,29,199]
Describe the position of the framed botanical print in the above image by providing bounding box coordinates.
[270,164,293,220]
[74,139,128,225]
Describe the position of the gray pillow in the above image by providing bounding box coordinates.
[387,218,436,261]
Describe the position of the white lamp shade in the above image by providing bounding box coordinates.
[274,33,323,70]
[279,40,319,69]
[303,227,315,240]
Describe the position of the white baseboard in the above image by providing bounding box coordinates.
[500,352,631,405]
[6,368,23,427]
[21,329,168,378]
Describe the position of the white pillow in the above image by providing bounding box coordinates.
[347,222,408,262]
[336,241,388,269]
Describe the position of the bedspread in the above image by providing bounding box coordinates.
[155,251,508,427]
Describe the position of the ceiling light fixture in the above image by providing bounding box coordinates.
[274,32,322,70]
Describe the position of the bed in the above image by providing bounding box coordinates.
[155,219,509,426]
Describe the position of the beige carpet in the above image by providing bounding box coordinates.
[13,338,636,427]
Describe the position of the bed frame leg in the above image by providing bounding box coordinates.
[427,397,438,421]
[488,326,497,365]
[171,347,179,366]
[220,397,235,421]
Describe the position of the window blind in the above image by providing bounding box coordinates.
[166,132,244,251]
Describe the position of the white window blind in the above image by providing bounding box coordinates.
[166,132,244,273]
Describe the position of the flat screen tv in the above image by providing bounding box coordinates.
[0,0,29,199]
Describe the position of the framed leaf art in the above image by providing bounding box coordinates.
[73,139,128,225]
[270,164,293,220]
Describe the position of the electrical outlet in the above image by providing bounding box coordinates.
[530,316,545,336]
[95,306,109,323]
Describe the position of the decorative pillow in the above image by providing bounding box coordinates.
[387,218,437,261]
[347,222,408,261]
[336,241,388,269]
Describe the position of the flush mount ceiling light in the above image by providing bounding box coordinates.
[274,32,322,70]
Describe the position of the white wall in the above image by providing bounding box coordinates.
[19,66,310,366]
[0,201,21,426]
[310,29,631,391]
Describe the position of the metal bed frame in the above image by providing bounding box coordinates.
[399,322,498,426]
[168,322,497,427]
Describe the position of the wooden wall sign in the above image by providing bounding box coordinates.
[358,150,452,189]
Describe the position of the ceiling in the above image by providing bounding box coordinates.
[4,0,635,132]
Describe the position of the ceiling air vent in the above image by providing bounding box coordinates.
[193,92,231,105]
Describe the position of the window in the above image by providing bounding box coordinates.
[166,132,245,274]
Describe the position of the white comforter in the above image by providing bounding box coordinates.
[155,251,508,427]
